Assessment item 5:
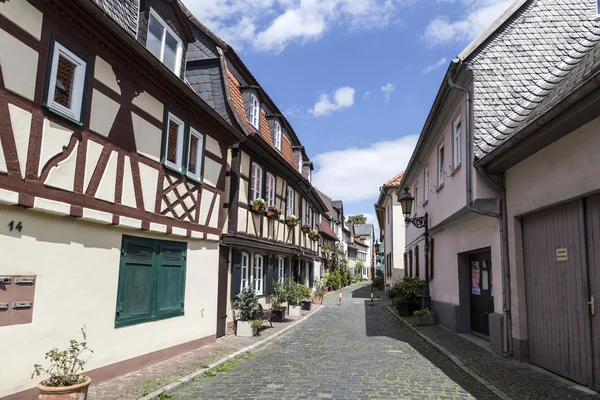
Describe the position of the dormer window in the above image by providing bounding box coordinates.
[273,121,282,151]
[249,94,260,130]
[147,9,182,76]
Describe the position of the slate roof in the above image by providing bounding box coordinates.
[93,0,139,37]
[353,224,374,237]
[465,0,600,159]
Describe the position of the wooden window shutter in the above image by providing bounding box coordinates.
[265,255,274,294]
[403,252,407,277]
[429,238,434,281]
[156,243,187,317]
[415,245,420,278]
[284,257,290,279]
[408,250,413,277]
[273,257,279,285]
[309,262,314,288]
[117,240,155,324]
[230,250,242,298]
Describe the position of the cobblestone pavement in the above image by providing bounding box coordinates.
[172,283,498,400]
[403,315,600,400]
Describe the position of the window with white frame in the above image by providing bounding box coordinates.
[241,252,249,291]
[165,113,185,171]
[286,186,295,216]
[453,116,462,168]
[250,162,263,201]
[414,184,418,215]
[273,121,282,151]
[424,167,429,202]
[147,9,183,75]
[187,128,204,181]
[278,257,285,283]
[266,173,276,206]
[437,143,445,187]
[301,198,307,225]
[254,254,264,295]
[45,41,87,123]
[249,94,260,130]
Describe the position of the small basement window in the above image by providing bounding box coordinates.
[147,9,183,75]
[164,113,185,172]
[45,41,87,123]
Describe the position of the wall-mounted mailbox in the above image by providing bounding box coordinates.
[0,275,36,326]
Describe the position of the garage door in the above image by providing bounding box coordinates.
[523,199,594,387]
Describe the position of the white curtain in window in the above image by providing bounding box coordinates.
[266,173,276,206]
[251,163,263,201]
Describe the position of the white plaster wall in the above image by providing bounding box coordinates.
[0,205,219,398]
[89,89,120,138]
[505,116,600,341]
[0,27,38,101]
[94,56,121,95]
[0,0,43,40]
[132,91,163,122]
[131,112,162,163]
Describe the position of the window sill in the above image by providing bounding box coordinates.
[115,310,184,328]
[449,163,461,176]
[43,104,84,126]
[186,173,204,185]
[422,200,428,206]
[435,183,444,192]
[163,162,184,176]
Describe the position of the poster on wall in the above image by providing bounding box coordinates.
[490,268,494,297]
[471,262,481,295]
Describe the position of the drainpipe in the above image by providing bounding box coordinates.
[447,60,511,356]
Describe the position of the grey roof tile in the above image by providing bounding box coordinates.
[93,0,139,37]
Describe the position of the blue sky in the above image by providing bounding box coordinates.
[183,0,514,232]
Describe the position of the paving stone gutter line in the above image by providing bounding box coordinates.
[384,305,511,400]
[137,305,326,400]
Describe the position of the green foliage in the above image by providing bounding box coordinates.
[158,391,175,400]
[354,261,365,277]
[251,198,267,210]
[313,279,325,296]
[347,214,367,224]
[372,275,384,290]
[298,284,312,301]
[323,270,342,290]
[394,276,425,305]
[233,285,258,321]
[325,243,349,274]
[271,281,287,311]
[250,319,263,329]
[413,308,431,316]
[283,278,306,306]
[32,339,93,387]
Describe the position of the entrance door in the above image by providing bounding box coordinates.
[469,251,494,337]
[585,194,600,391]
[523,199,593,387]
[216,246,229,338]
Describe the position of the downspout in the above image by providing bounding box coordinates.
[447,60,511,356]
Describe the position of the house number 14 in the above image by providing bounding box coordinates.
[8,221,22,232]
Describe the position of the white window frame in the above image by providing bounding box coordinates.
[249,94,260,130]
[278,257,285,283]
[165,113,185,172]
[186,127,204,181]
[147,8,183,76]
[254,254,264,295]
[251,162,263,201]
[413,184,418,215]
[286,186,295,216]
[453,115,462,168]
[424,167,429,203]
[437,143,445,187]
[241,252,250,291]
[46,42,87,122]
[273,121,282,151]
[266,173,276,206]
[301,198,307,225]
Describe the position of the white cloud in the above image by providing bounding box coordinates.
[312,135,418,203]
[381,83,395,100]
[183,0,401,53]
[423,57,447,74]
[424,0,514,46]
[310,86,356,117]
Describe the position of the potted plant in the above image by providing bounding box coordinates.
[284,279,303,317]
[393,277,424,316]
[271,281,287,323]
[286,215,299,226]
[300,284,313,311]
[251,198,267,213]
[301,224,311,233]
[414,308,436,326]
[266,205,281,219]
[234,285,259,337]
[313,279,325,305]
[32,338,93,400]
[308,230,320,241]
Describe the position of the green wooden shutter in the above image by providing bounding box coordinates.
[156,243,187,317]
[284,257,290,280]
[231,250,242,298]
[309,262,314,288]
[273,257,279,285]
[265,256,273,294]
[116,239,154,326]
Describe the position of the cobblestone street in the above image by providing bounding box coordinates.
[172,283,497,399]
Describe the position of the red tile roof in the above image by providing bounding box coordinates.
[384,171,405,186]
[319,216,338,240]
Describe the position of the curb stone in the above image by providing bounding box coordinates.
[383,305,511,400]
[137,305,326,400]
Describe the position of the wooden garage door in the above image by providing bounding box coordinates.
[523,199,593,386]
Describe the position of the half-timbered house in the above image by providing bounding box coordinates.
[182,14,328,335]
[0,0,243,397]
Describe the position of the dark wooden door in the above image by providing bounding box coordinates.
[216,246,229,338]
[523,199,593,386]
[585,194,600,391]
[469,251,494,337]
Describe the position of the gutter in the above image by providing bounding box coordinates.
[447,59,510,356]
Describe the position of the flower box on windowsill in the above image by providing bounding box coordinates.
[251,199,267,214]
[286,216,299,226]
[266,206,281,219]
[301,225,311,234]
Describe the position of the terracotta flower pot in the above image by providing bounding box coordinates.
[267,211,273,217]
[252,205,259,211]
[38,376,91,400]
[313,295,323,305]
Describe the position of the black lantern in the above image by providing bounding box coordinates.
[397,186,414,218]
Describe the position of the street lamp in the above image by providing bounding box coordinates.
[397,186,432,310]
